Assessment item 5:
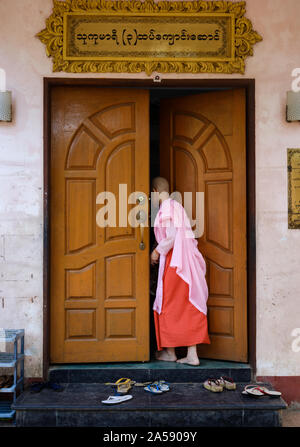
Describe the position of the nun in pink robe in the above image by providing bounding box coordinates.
[153,197,210,352]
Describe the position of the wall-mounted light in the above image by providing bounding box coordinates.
[286,91,300,122]
[0,69,12,122]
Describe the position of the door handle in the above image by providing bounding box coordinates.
[137,210,146,250]
[139,224,145,250]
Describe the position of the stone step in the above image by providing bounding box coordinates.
[12,382,287,427]
[48,359,252,384]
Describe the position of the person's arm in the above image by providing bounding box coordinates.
[155,220,176,256]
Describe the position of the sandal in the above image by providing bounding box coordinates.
[144,383,163,394]
[219,376,236,390]
[105,378,135,394]
[203,378,223,393]
[30,382,46,393]
[257,386,282,397]
[101,394,133,405]
[242,384,281,397]
[153,380,170,392]
[242,385,265,397]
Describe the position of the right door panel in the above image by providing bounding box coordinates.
[160,89,247,362]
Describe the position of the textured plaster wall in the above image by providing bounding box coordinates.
[0,0,299,377]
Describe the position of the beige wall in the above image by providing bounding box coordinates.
[0,0,299,377]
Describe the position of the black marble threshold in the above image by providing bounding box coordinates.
[12,382,287,427]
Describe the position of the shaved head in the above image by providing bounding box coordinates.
[152,176,170,193]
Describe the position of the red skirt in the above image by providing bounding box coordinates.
[154,249,210,351]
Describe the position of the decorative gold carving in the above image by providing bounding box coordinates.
[36,0,262,75]
[288,149,300,229]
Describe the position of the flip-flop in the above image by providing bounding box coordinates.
[242,385,266,397]
[105,378,135,394]
[242,384,281,397]
[203,379,223,392]
[257,386,282,397]
[153,380,170,392]
[101,394,133,405]
[144,383,163,394]
[219,376,237,390]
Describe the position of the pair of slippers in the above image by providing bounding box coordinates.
[242,384,282,397]
[30,381,64,393]
[204,377,236,392]
[144,380,170,394]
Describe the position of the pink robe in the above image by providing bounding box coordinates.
[153,198,208,315]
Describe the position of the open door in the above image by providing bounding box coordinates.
[50,87,150,363]
[160,89,247,362]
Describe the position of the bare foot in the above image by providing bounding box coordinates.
[155,349,177,362]
[176,356,200,366]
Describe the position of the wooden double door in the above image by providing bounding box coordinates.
[50,86,247,363]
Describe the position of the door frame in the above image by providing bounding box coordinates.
[43,78,256,379]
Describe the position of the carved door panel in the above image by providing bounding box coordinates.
[160,89,247,362]
[50,87,149,362]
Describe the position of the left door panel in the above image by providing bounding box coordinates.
[50,87,149,363]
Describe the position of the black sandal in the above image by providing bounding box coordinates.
[30,382,46,393]
[45,381,64,392]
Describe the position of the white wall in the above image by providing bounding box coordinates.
[0,0,299,377]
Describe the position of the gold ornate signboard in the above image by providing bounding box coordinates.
[288,149,300,229]
[37,0,262,75]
